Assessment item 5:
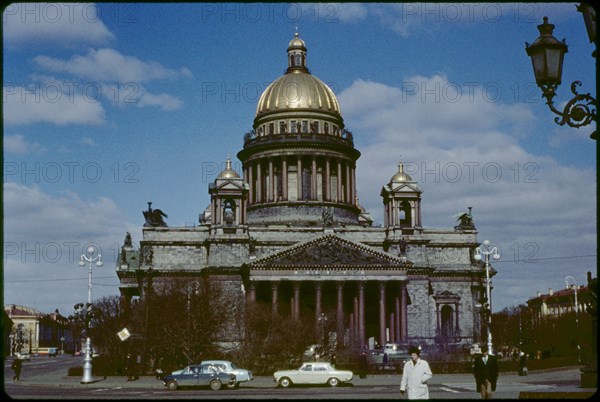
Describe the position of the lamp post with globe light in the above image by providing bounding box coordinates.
[78,245,103,384]
[474,240,500,354]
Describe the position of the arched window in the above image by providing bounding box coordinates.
[400,200,412,226]
[223,200,235,225]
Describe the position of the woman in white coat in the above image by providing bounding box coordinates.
[400,346,433,399]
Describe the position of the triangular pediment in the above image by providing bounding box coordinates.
[215,181,245,191]
[247,234,412,269]
[391,182,422,193]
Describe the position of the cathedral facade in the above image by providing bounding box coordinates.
[117,34,488,351]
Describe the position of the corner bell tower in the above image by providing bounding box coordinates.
[381,161,423,233]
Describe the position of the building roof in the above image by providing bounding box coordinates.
[4,304,42,317]
[527,285,590,306]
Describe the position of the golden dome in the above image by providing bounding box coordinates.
[218,156,240,179]
[390,161,413,183]
[256,72,341,117]
[254,33,342,124]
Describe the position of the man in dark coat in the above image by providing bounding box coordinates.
[358,351,368,379]
[12,357,23,381]
[473,345,498,399]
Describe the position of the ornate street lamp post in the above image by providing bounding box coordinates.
[525,11,597,140]
[474,240,500,354]
[564,275,581,364]
[78,245,103,384]
[9,334,14,356]
[60,337,65,355]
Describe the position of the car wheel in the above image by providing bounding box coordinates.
[279,377,292,388]
[167,380,178,391]
[328,377,339,387]
[209,379,222,390]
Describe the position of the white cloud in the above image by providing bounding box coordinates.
[27,50,189,114]
[34,48,193,83]
[3,134,46,154]
[3,182,140,314]
[81,137,98,146]
[3,3,114,48]
[3,85,106,126]
[135,90,184,111]
[334,3,368,22]
[340,77,596,311]
[342,76,535,142]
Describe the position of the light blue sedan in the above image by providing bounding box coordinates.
[201,360,253,388]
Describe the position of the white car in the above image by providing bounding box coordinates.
[200,360,253,388]
[273,362,353,388]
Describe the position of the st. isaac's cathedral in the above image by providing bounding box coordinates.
[117,33,488,351]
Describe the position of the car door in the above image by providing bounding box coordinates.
[180,366,200,387]
[199,364,220,386]
[313,364,328,384]
[297,364,313,383]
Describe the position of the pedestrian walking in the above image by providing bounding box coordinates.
[358,351,368,379]
[473,345,499,399]
[400,346,432,399]
[155,357,164,380]
[125,353,139,381]
[519,351,528,376]
[11,357,23,381]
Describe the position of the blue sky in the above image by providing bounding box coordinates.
[3,3,597,317]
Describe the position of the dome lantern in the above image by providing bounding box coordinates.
[287,32,308,74]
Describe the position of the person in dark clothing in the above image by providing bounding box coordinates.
[358,351,368,379]
[12,358,23,381]
[155,358,164,380]
[519,352,528,376]
[473,345,499,399]
[125,353,139,381]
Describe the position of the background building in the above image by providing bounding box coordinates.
[4,304,74,356]
[117,34,491,351]
[527,271,596,324]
